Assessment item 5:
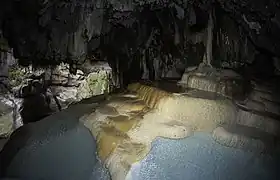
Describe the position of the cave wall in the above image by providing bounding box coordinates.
[212,6,256,68]
[1,0,105,67]
[1,0,280,87]
[211,4,278,79]
[217,0,280,57]
[0,32,17,93]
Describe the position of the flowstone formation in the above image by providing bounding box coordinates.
[128,84,280,152]
[81,93,151,180]
[81,80,280,180]
[177,66,280,147]
[178,66,246,99]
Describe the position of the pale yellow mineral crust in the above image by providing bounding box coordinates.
[82,82,280,180]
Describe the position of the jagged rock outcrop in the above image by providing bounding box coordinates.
[0,44,112,133]
[0,42,23,139]
[49,62,112,105]
[0,95,22,138]
[13,61,112,124]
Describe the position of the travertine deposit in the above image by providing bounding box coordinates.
[82,82,280,180]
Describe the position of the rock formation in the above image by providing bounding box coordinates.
[0,47,112,137]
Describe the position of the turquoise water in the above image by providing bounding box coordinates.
[127,132,280,180]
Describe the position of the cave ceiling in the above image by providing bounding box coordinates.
[0,0,279,72]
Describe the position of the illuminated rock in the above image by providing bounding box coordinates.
[127,83,279,152]
[0,95,22,138]
[178,67,245,99]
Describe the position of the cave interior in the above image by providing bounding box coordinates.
[1,0,280,180]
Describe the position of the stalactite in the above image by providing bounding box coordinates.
[141,51,149,80]
[171,9,180,46]
[174,22,180,45]
[205,9,214,67]
[147,48,155,81]
[116,57,120,88]
[154,54,161,80]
